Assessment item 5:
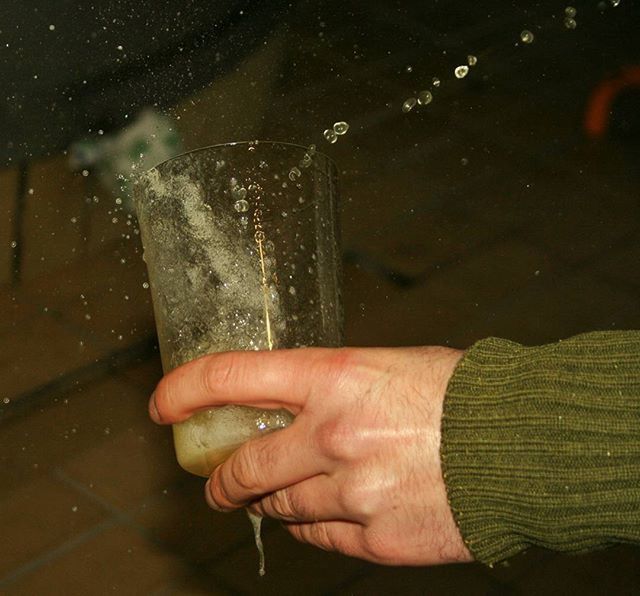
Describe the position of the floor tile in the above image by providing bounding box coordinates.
[208,522,370,595]
[0,166,17,286]
[4,525,188,595]
[134,478,260,565]
[457,271,640,347]
[1,375,150,496]
[20,155,86,282]
[514,547,640,596]
[61,421,182,511]
[341,562,496,596]
[0,312,103,401]
[0,474,107,580]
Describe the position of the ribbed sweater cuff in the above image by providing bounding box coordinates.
[441,331,640,566]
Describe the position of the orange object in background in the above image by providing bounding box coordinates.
[584,66,640,139]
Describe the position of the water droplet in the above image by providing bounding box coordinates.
[405,65,413,73]
[115,197,122,205]
[307,144,316,155]
[417,90,433,105]
[234,199,249,213]
[142,282,149,289]
[432,77,441,88]
[565,6,577,17]
[323,129,338,143]
[333,121,349,135]
[520,30,535,44]
[116,45,124,51]
[461,157,469,166]
[84,313,91,320]
[467,55,478,66]
[288,286,296,296]
[402,97,417,113]
[28,188,34,195]
[49,24,56,31]
[104,427,111,435]
[2,397,10,404]
[288,167,301,181]
[81,169,89,177]
[10,240,17,248]
[71,505,78,512]
[231,186,247,200]
[610,0,621,5]
[564,17,577,29]
[454,65,469,79]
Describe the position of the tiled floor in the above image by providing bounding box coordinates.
[2,1,640,594]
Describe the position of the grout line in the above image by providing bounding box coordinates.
[0,518,119,589]
[0,335,158,425]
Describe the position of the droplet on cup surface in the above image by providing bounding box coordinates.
[234,199,249,212]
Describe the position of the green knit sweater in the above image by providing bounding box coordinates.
[441,331,640,566]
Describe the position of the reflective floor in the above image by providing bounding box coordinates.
[1,0,639,593]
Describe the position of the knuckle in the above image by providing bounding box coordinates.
[268,489,296,519]
[203,352,240,394]
[315,418,358,461]
[153,376,179,421]
[228,447,262,497]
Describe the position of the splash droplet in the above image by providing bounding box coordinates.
[417,90,433,105]
[565,6,577,17]
[323,129,338,144]
[432,77,441,88]
[610,0,621,5]
[564,17,577,29]
[333,121,349,135]
[405,65,413,73]
[467,55,478,66]
[402,97,417,113]
[520,30,535,44]
[455,65,469,79]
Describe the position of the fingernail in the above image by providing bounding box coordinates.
[149,392,161,423]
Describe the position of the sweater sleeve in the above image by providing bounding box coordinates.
[440,330,640,566]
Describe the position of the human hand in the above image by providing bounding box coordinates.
[150,346,472,566]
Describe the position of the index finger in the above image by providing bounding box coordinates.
[150,347,350,424]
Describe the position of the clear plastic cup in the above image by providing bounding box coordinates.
[134,141,342,477]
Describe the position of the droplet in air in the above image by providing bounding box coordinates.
[610,0,621,5]
[48,24,56,31]
[565,6,577,17]
[323,129,338,144]
[234,199,249,212]
[417,90,433,105]
[405,65,413,73]
[288,286,296,296]
[520,30,535,44]
[467,55,478,66]
[432,77,441,87]
[333,121,349,135]
[10,240,17,248]
[116,45,124,51]
[81,169,89,177]
[455,65,469,79]
[402,97,417,113]
[2,397,10,405]
[288,167,301,181]
[142,282,149,289]
[564,17,577,29]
